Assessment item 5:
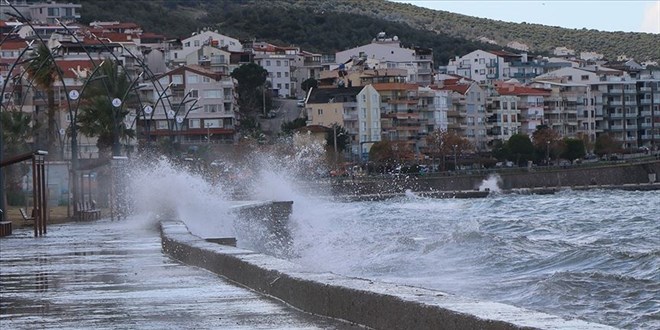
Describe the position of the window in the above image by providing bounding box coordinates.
[479,58,485,64]
[205,119,221,128]
[318,109,323,115]
[480,69,485,75]
[204,90,221,98]
[203,76,210,83]
[502,101,508,109]
[276,60,281,66]
[284,60,289,66]
[277,72,281,78]
[285,83,289,89]
[171,75,183,84]
[184,42,190,47]
[189,119,200,128]
[189,89,198,98]
[204,104,219,112]
[194,40,200,47]
[157,120,168,129]
[47,8,59,16]
[266,60,271,66]
[581,75,589,81]
[277,83,282,89]
[284,72,289,78]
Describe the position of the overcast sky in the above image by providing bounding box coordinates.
[390,0,660,34]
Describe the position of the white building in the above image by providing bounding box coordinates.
[356,84,382,158]
[335,32,433,85]
[169,30,242,65]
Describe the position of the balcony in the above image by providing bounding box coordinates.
[639,87,652,92]
[624,89,637,94]
[417,68,432,75]
[607,88,623,94]
[641,122,654,129]
[640,99,652,105]
[640,111,652,117]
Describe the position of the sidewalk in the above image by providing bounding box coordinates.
[0,217,359,329]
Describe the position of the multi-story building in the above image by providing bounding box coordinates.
[335,32,433,86]
[635,76,660,149]
[590,79,642,149]
[168,30,242,66]
[355,85,382,159]
[490,85,551,140]
[1,1,80,23]
[439,82,488,151]
[142,65,238,144]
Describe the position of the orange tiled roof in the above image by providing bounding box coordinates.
[439,84,471,94]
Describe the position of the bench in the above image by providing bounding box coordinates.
[76,201,101,221]
[19,208,35,221]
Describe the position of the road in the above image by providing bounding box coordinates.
[259,98,304,136]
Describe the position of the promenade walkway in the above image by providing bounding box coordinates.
[0,217,358,329]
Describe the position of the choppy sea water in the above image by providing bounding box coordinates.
[285,189,659,329]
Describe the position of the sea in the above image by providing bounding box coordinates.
[124,157,659,329]
[279,188,659,330]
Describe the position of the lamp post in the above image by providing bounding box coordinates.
[453,144,458,171]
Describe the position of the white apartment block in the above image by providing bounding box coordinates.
[335,32,433,85]
[169,30,242,65]
[355,85,382,158]
[255,54,296,98]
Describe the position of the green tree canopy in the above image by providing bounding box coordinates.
[560,138,586,161]
[77,60,136,157]
[325,124,350,153]
[231,63,268,118]
[507,134,534,166]
[25,42,59,157]
[301,78,318,92]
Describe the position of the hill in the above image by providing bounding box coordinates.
[78,0,660,64]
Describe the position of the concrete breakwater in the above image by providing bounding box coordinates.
[160,201,617,330]
[331,160,660,196]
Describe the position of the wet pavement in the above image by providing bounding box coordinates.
[0,218,358,329]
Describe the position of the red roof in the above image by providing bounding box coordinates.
[497,86,551,96]
[55,60,99,79]
[439,84,471,95]
[0,39,28,50]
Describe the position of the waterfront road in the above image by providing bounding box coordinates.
[0,217,358,329]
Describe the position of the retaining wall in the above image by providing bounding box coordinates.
[332,161,660,195]
[161,219,615,330]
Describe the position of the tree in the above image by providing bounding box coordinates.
[77,61,136,158]
[325,124,350,153]
[280,117,307,136]
[25,42,59,158]
[230,63,268,118]
[532,126,561,164]
[507,134,534,166]
[560,138,586,161]
[301,78,318,92]
[425,129,471,171]
[594,133,622,158]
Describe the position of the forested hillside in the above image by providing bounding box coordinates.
[77,0,660,64]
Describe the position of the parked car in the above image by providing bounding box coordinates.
[297,99,306,107]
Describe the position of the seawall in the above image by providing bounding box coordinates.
[331,160,660,195]
[160,206,617,329]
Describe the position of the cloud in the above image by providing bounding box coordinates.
[641,1,660,33]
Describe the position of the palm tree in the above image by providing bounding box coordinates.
[25,42,59,158]
[77,60,136,158]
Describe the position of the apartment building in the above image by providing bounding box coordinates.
[491,86,551,140]
[439,82,488,151]
[1,1,80,23]
[143,65,238,144]
[355,85,382,159]
[636,77,660,149]
[335,32,433,86]
[169,30,242,65]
